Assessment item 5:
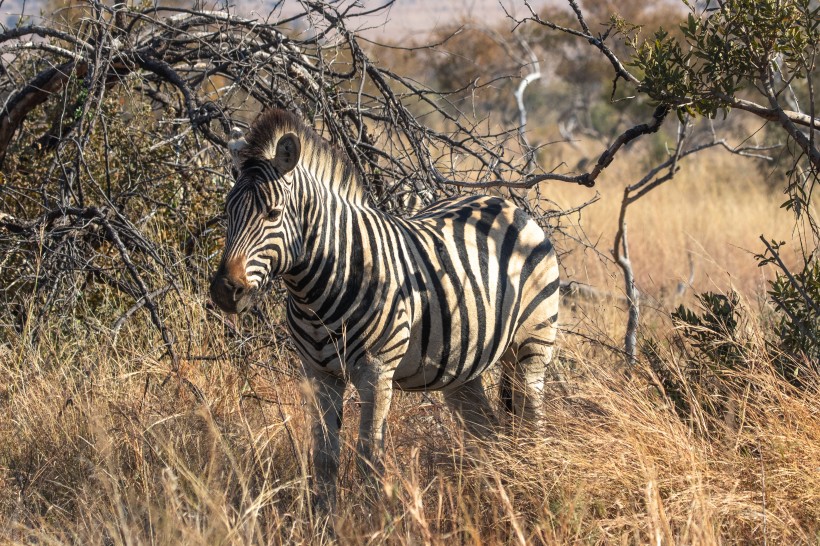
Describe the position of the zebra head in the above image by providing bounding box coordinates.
[210,129,303,314]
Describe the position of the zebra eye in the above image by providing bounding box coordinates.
[266,208,282,222]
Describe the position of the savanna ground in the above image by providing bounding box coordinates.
[1,2,819,544]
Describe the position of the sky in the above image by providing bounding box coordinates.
[1,0,553,39]
[243,0,554,39]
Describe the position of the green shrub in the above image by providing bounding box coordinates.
[671,291,743,371]
[767,260,820,383]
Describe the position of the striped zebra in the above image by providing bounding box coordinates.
[210,110,560,513]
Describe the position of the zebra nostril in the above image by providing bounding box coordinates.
[210,275,248,308]
[231,284,245,301]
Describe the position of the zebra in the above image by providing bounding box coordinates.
[210,109,560,514]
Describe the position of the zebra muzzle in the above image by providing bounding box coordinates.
[210,271,253,314]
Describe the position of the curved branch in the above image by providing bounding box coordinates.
[0,61,88,166]
[762,79,820,170]
[0,25,95,51]
[720,94,820,131]
[0,41,88,61]
[434,105,670,189]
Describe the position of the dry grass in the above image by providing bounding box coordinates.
[2,153,819,544]
[2,272,820,544]
[544,138,808,300]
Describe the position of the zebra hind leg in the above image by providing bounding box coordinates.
[498,338,555,433]
[443,374,498,440]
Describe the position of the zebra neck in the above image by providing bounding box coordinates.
[282,178,375,307]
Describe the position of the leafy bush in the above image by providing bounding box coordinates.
[671,291,743,371]
[767,259,820,383]
[642,292,746,430]
[658,267,819,419]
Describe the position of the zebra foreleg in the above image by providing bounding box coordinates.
[304,367,346,516]
[349,355,394,499]
[443,374,498,440]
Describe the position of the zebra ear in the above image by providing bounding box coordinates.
[228,127,247,173]
[274,133,301,174]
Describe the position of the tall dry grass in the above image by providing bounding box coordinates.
[2,146,818,544]
[2,266,819,544]
[544,138,808,300]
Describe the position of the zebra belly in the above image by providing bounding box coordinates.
[389,286,521,391]
[392,336,508,391]
[288,299,513,389]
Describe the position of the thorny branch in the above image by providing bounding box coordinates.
[0,1,594,363]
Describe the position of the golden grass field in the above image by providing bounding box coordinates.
[1,137,819,544]
[545,137,807,299]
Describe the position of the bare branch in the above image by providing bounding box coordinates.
[521,0,639,85]
[719,94,820,131]
[511,35,541,171]
[613,188,639,366]
[759,236,820,317]
[612,120,695,365]
[0,61,87,165]
[762,77,820,171]
[436,105,670,189]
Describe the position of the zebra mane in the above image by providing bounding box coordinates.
[240,109,365,204]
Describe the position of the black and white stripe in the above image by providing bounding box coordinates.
[211,109,559,513]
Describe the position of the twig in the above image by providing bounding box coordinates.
[112,286,173,334]
[759,235,820,317]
